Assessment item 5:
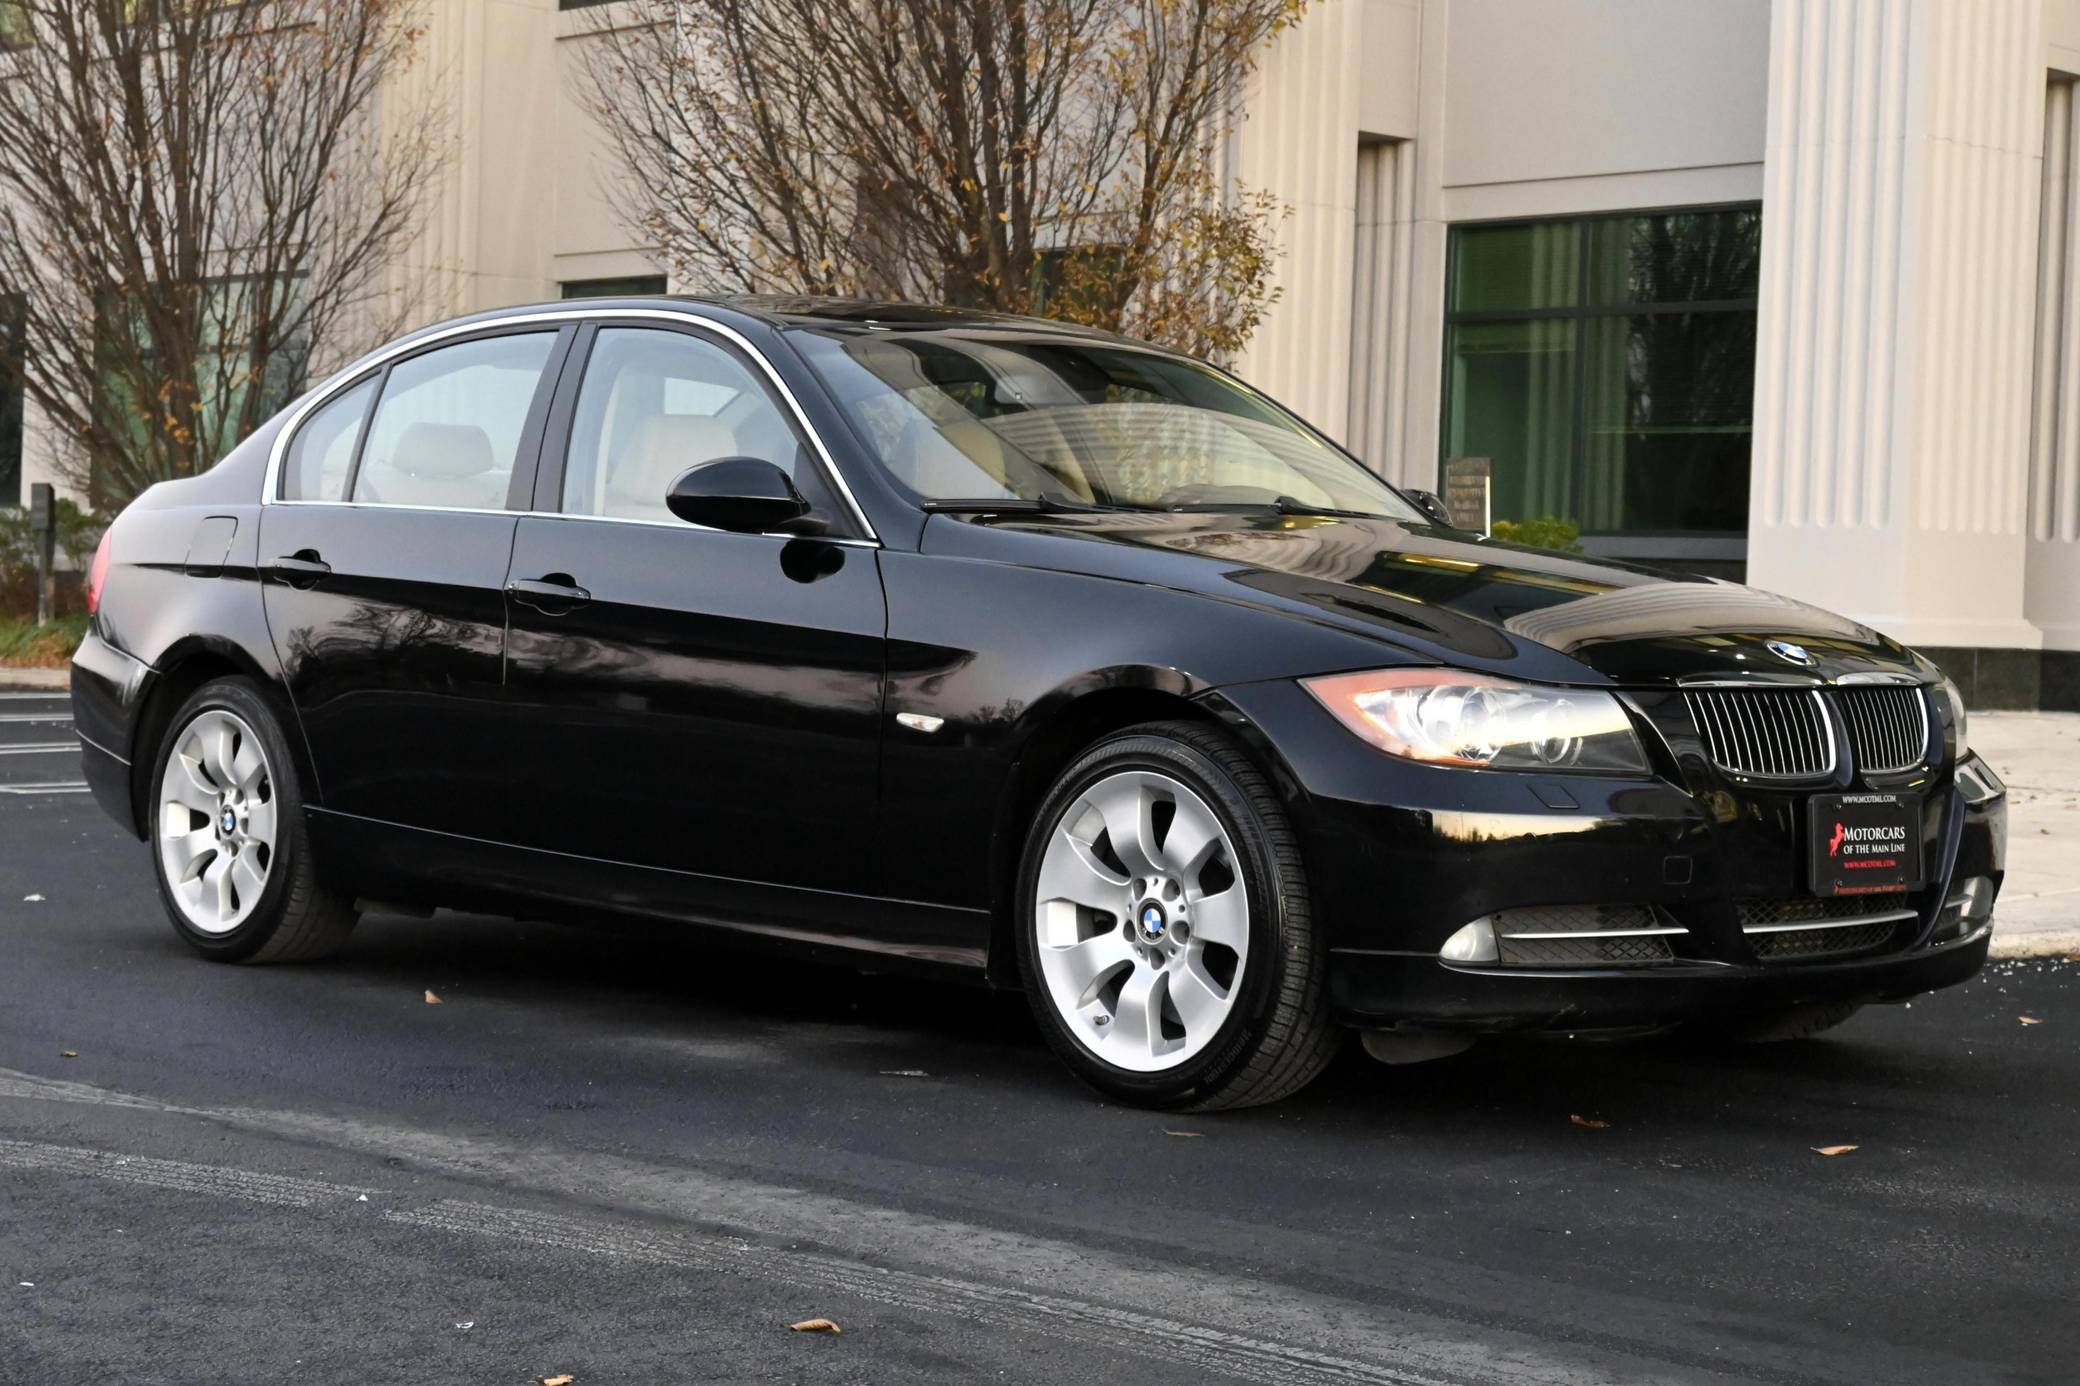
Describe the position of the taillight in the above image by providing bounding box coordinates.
[86,528,113,616]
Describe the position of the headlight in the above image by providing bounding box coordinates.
[1938,675,1969,758]
[1303,669,1650,773]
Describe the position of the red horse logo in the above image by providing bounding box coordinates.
[1828,821,1847,857]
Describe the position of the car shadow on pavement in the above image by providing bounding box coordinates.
[188,905,2050,1154]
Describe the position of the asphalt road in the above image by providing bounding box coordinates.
[1,689,2075,1385]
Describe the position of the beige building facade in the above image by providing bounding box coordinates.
[7,0,2076,707]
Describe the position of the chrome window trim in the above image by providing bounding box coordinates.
[260,307,881,544]
[251,497,880,548]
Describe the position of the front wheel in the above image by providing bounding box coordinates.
[1015,721,1339,1110]
[149,678,358,963]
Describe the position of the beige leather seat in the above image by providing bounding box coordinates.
[359,422,506,509]
[600,414,744,521]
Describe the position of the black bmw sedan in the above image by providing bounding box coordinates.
[71,297,2008,1109]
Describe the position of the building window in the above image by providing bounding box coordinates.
[1441,206,1760,558]
[560,275,667,299]
[0,294,22,507]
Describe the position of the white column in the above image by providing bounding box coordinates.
[1747,0,2045,651]
[1347,139,1419,475]
[1230,0,1365,442]
[2028,76,2080,653]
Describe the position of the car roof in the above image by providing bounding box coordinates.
[403,294,1142,346]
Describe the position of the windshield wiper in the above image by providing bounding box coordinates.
[923,494,1117,515]
[1162,495,1392,521]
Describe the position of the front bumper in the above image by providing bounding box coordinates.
[1202,678,2006,1031]
[1330,926,1992,1031]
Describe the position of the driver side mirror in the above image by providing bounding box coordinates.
[1405,489,1454,528]
[666,457,822,535]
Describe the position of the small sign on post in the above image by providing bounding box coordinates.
[1442,457,1492,536]
[28,482,55,625]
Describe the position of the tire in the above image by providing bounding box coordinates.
[1694,1001,1865,1045]
[1014,720,1339,1110]
[146,677,358,964]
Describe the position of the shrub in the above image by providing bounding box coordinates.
[1489,515,1585,554]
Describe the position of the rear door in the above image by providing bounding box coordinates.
[260,324,571,833]
[499,320,887,895]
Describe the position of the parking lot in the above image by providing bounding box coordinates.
[1,688,2075,1385]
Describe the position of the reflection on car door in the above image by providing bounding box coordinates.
[501,323,890,908]
[261,326,569,832]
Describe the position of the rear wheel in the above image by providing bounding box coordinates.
[1015,721,1338,1110]
[149,678,357,963]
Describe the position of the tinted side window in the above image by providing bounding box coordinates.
[563,328,814,523]
[280,377,373,502]
[352,333,556,509]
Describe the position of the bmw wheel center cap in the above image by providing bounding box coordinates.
[1139,903,1167,940]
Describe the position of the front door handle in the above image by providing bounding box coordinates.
[270,552,332,586]
[507,574,591,614]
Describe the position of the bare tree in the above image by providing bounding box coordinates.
[579,0,1304,360]
[0,0,445,508]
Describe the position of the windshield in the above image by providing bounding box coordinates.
[791,328,1424,519]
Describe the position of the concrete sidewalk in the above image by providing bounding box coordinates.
[1974,712,2080,958]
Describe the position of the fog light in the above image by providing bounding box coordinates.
[1439,917,1500,963]
[1957,760,2005,805]
[1934,876,1995,940]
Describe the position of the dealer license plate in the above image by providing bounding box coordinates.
[1809,792,1924,897]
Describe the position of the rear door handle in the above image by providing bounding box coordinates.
[506,575,591,613]
[270,552,332,585]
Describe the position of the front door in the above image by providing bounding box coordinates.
[260,326,569,833]
[500,323,887,897]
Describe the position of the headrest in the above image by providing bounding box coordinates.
[607,414,740,506]
[392,422,495,481]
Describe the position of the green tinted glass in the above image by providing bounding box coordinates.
[1442,207,1759,541]
[1449,222,1582,313]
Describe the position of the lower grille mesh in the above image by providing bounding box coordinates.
[1498,933,1676,967]
[1491,904,1679,968]
[1751,919,1900,961]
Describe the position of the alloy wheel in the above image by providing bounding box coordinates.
[1033,770,1248,1072]
[157,709,277,935]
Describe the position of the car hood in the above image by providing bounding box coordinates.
[924,510,1932,687]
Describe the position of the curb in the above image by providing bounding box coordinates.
[0,669,69,692]
[1989,926,2080,961]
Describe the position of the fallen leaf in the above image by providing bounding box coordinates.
[539,1376,575,1386]
[2019,1016,2042,1025]
[424,990,443,1005]
[877,1069,926,1077]
[58,1051,77,1059]
[1570,1114,1609,1129]
[790,1318,842,1334]
[1162,1129,1203,1138]
[1812,1144,1859,1157]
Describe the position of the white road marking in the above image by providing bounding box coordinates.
[0,1067,1654,1386]
[0,1130,1452,1386]
[0,782,90,795]
[0,1139,375,1207]
[0,743,79,756]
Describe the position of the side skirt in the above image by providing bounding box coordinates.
[305,808,991,980]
